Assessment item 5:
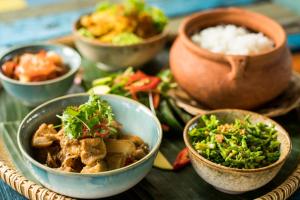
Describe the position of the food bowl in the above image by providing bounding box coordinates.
[17,93,162,198]
[73,19,168,71]
[183,109,291,194]
[170,8,292,109]
[0,44,81,106]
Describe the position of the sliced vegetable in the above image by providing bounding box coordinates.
[87,68,191,132]
[167,98,192,123]
[153,93,160,109]
[173,148,190,171]
[89,85,111,94]
[159,100,183,131]
[92,76,113,86]
[154,151,173,170]
[125,70,161,100]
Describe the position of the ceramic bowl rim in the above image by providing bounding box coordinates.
[17,93,163,177]
[183,109,292,173]
[72,14,168,48]
[179,7,286,58]
[0,43,81,86]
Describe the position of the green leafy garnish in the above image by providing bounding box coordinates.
[124,0,145,14]
[57,94,118,139]
[189,115,281,169]
[78,28,94,38]
[157,69,177,94]
[112,32,143,45]
[124,0,168,32]
[96,1,112,12]
[145,6,168,32]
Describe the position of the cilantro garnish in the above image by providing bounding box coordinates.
[57,94,118,139]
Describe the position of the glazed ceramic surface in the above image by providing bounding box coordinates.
[17,93,162,199]
[0,44,81,107]
[183,109,291,194]
[73,20,167,71]
[170,8,292,109]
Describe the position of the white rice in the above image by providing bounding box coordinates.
[191,24,274,55]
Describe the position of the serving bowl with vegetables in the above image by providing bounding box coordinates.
[183,109,291,194]
[0,44,81,106]
[17,93,162,198]
[73,0,168,70]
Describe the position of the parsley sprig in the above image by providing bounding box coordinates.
[57,94,118,139]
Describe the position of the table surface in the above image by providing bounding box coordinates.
[1,1,300,200]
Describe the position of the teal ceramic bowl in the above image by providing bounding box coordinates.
[0,44,81,106]
[17,93,162,199]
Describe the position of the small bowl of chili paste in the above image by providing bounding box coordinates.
[0,43,81,106]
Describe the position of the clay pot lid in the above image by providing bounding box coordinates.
[179,7,286,61]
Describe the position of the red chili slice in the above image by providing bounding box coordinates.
[94,131,109,138]
[81,126,89,138]
[161,124,170,132]
[126,70,148,86]
[125,71,161,100]
[127,77,160,93]
[173,147,190,171]
[153,92,160,109]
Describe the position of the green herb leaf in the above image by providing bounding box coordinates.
[57,94,118,139]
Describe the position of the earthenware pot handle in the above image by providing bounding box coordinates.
[226,56,248,80]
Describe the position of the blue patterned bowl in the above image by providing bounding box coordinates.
[17,93,162,198]
[0,44,81,107]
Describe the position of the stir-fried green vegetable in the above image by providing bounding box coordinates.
[189,115,281,169]
[57,94,119,139]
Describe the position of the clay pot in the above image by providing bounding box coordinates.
[170,8,292,109]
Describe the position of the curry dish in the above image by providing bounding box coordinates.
[31,94,149,173]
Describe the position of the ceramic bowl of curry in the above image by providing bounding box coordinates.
[170,8,292,109]
[17,93,162,198]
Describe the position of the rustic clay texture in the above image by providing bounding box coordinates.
[170,8,292,109]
